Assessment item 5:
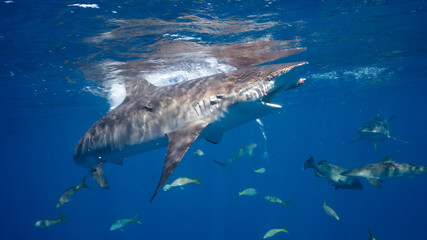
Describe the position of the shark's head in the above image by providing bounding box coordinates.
[229,62,308,104]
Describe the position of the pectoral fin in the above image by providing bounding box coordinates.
[150,121,209,202]
[374,142,379,152]
[91,162,109,189]
[368,178,381,189]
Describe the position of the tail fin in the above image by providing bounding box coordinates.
[282,200,292,210]
[132,214,142,224]
[193,176,202,186]
[303,156,315,170]
[58,211,69,222]
[78,176,91,190]
[212,159,228,168]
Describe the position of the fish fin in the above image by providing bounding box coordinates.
[205,132,223,144]
[283,200,292,210]
[109,158,124,166]
[342,136,361,144]
[389,136,415,145]
[131,214,142,224]
[59,211,69,222]
[212,159,228,168]
[193,176,202,186]
[381,154,393,162]
[342,137,361,144]
[374,142,379,152]
[123,78,157,104]
[314,172,324,178]
[385,115,396,123]
[302,156,315,170]
[90,163,109,189]
[79,176,91,190]
[249,150,254,157]
[150,121,209,203]
[368,178,382,189]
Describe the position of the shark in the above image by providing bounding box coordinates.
[303,156,363,190]
[344,110,412,152]
[74,61,308,202]
[342,154,427,189]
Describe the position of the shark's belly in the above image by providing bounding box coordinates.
[202,100,278,138]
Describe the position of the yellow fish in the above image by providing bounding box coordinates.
[263,226,288,239]
[264,195,292,210]
[238,188,257,196]
[56,176,91,207]
[163,176,202,191]
[254,168,266,174]
[35,212,68,228]
[193,149,204,156]
[323,201,339,220]
[369,229,376,240]
[110,214,141,231]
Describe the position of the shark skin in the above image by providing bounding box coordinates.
[74,61,308,202]
[343,154,427,189]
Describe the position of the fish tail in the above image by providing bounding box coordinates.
[59,211,69,222]
[281,225,288,233]
[303,156,315,170]
[79,176,91,190]
[282,200,292,210]
[193,176,202,186]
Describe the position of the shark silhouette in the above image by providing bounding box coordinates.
[74,61,308,202]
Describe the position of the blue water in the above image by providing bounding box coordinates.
[1,0,427,239]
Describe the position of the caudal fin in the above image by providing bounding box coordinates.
[132,214,142,224]
[282,200,292,210]
[193,176,202,186]
[58,211,69,222]
[303,156,315,170]
[78,176,91,190]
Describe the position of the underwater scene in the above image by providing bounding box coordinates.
[1,0,427,239]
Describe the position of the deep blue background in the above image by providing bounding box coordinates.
[1,0,426,239]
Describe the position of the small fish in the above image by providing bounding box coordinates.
[323,201,339,220]
[212,142,258,167]
[35,212,68,228]
[238,188,258,196]
[163,176,202,191]
[110,214,142,231]
[368,229,376,240]
[263,226,288,239]
[264,195,292,210]
[193,149,204,156]
[56,176,91,208]
[254,168,266,174]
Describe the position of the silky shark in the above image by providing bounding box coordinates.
[303,156,363,190]
[342,154,427,189]
[74,61,308,202]
[344,110,412,152]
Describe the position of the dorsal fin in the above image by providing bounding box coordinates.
[381,154,393,162]
[123,78,157,104]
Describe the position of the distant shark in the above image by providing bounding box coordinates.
[342,154,427,189]
[303,156,363,190]
[74,61,308,202]
[344,110,413,152]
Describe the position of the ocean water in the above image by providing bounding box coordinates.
[1,0,427,239]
